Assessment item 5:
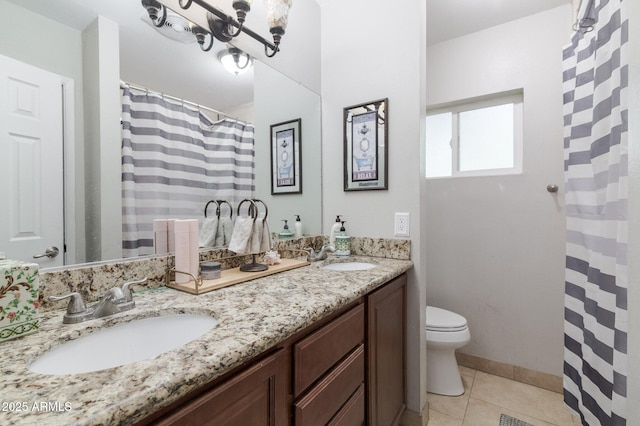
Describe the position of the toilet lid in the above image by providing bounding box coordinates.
[426,306,468,332]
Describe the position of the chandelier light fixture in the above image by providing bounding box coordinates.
[142,0,293,58]
[141,0,213,51]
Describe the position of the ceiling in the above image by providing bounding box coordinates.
[426,0,573,45]
[315,0,573,45]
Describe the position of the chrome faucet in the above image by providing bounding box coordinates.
[49,277,147,324]
[305,244,335,262]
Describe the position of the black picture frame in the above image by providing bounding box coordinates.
[270,118,302,195]
[343,98,388,191]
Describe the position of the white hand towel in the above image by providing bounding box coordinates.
[198,217,218,248]
[250,219,263,253]
[261,220,272,252]
[222,217,235,246]
[228,217,254,254]
[214,218,225,247]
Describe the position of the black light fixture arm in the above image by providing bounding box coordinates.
[264,27,284,58]
[142,0,167,27]
[192,25,214,52]
[182,0,279,56]
[226,19,244,38]
[228,0,250,37]
[228,47,251,70]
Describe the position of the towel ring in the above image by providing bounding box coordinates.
[217,200,233,219]
[251,199,269,223]
[204,200,220,218]
[237,199,257,221]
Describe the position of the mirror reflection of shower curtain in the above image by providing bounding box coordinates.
[121,87,254,257]
[562,0,628,424]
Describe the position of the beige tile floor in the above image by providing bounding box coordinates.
[427,366,582,426]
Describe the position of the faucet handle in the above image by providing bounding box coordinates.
[121,277,148,301]
[49,292,87,314]
[106,287,125,302]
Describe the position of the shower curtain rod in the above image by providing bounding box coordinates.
[119,80,250,125]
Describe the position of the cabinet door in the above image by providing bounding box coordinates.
[156,349,287,426]
[367,274,407,426]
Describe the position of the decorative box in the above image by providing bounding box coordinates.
[0,260,40,343]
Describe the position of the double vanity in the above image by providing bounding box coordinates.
[3,246,412,425]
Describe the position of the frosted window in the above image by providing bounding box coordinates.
[425,113,452,178]
[459,104,514,171]
[425,92,522,178]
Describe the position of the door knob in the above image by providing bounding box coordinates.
[33,246,60,259]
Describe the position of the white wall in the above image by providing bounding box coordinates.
[425,6,571,376]
[321,0,428,417]
[82,16,122,262]
[254,61,322,235]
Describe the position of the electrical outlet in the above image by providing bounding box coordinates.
[394,212,410,237]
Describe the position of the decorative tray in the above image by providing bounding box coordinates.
[165,258,310,295]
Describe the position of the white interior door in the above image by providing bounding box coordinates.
[0,54,64,267]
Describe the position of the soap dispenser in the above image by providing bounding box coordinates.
[334,221,351,256]
[279,220,293,239]
[329,215,342,246]
[294,215,303,238]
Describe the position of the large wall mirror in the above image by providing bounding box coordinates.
[0,0,321,269]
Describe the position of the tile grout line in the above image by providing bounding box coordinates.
[460,369,476,425]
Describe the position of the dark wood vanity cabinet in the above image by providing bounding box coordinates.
[144,273,407,426]
[293,304,365,426]
[367,274,407,426]
[154,348,288,426]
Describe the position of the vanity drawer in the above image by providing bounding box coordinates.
[329,383,365,426]
[293,303,365,396]
[294,344,364,426]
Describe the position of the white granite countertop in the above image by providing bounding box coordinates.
[1,255,412,426]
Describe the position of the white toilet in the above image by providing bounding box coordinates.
[426,306,471,396]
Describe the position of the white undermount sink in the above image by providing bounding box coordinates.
[28,314,218,375]
[322,262,377,271]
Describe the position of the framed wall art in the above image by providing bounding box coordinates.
[270,118,302,195]
[343,98,388,191]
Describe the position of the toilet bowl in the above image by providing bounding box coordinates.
[426,306,471,396]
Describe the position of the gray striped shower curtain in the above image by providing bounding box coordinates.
[121,87,255,257]
[562,0,628,424]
